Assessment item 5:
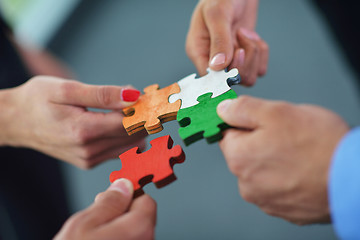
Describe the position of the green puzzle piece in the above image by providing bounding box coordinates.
[177,90,237,146]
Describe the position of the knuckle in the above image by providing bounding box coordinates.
[258,67,268,77]
[23,76,49,94]
[238,167,253,182]
[260,40,269,52]
[228,162,241,177]
[262,207,278,217]
[27,76,45,85]
[94,192,106,202]
[142,195,157,210]
[245,41,259,56]
[226,154,243,176]
[227,155,252,181]
[78,147,95,161]
[220,134,243,175]
[204,1,228,20]
[72,128,92,145]
[77,160,93,170]
[212,36,227,49]
[59,80,78,100]
[246,76,257,86]
[130,213,156,240]
[74,148,96,169]
[239,186,256,203]
[96,86,112,106]
[239,72,249,84]
[126,227,154,240]
[293,220,307,226]
[64,211,88,234]
[252,43,260,56]
[72,156,93,169]
[239,68,257,86]
[185,41,194,58]
[271,101,292,115]
[97,191,127,210]
[140,226,155,240]
[235,95,254,108]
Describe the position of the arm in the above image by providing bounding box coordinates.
[55,179,156,239]
[329,127,360,239]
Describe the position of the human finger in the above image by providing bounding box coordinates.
[84,138,146,167]
[257,38,269,76]
[236,28,262,86]
[217,95,266,129]
[204,2,234,71]
[97,195,157,239]
[185,4,211,76]
[84,179,134,227]
[219,128,256,176]
[52,80,140,109]
[58,178,133,234]
[71,111,147,145]
[228,48,246,76]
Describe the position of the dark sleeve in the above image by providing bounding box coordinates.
[0,15,31,88]
[0,16,70,240]
[310,0,360,84]
[0,15,11,34]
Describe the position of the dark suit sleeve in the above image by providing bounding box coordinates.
[311,0,360,84]
[0,14,71,240]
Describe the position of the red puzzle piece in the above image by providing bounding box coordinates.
[109,135,185,196]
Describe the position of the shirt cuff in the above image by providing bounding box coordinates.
[329,127,360,239]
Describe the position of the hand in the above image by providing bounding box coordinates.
[0,76,145,169]
[217,96,349,224]
[55,179,157,240]
[186,0,269,85]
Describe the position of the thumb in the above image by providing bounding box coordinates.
[54,81,140,109]
[205,9,233,71]
[217,96,263,129]
[82,179,134,228]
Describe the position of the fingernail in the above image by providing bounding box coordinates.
[121,89,140,102]
[217,99,232,114]
[108,178,133,196]
[240,28,260,41]
[210,53,226,66]
[238,49,245,66]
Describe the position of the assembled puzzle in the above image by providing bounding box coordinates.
[110,68,241,195]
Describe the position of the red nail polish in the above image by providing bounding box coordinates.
[121,89,140,102]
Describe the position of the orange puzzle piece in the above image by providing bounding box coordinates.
[122,83,181,135]
[109,135,185,196]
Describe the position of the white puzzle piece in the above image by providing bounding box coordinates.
[168,68,239,109]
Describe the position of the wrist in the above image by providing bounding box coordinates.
[0,88,19,146]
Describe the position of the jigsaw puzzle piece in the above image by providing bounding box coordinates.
[109,135,185,196]
[177,90,237,146]
[168,68,239,109]
[123,83,181,135]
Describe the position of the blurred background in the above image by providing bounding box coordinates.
[2,0,360,239]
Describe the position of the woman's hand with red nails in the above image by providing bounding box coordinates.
[186,0,269,86]
[0,76,146,169]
